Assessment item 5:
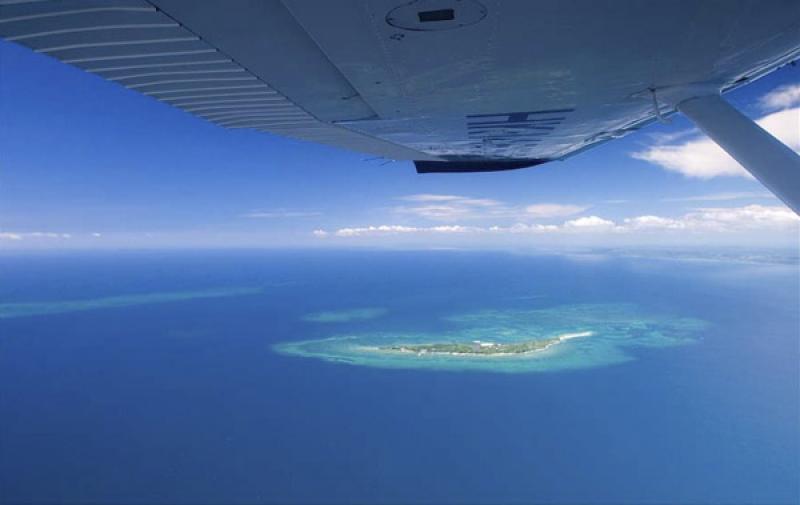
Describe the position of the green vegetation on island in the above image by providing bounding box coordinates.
[384,339,557,355]
[380,330,593,356]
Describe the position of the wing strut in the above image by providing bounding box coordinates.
[676,94,800,215]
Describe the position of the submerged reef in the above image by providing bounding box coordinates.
[302,307,388,323]
[275,304,707,373]
[0,287,262,319]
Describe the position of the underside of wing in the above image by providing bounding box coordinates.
[1,0,799,173]
[0,0,435,161]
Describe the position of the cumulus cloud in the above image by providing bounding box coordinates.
[0,232,22,241]
[563,216,616,230]
[759,84,800,111]
[633,86,800,178]
[314,205,798,238]
[682,204,799,231]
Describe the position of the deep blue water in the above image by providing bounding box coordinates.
[0,250,798,504]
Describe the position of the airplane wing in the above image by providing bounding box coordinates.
[2,0,799,210]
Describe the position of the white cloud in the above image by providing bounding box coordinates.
[393,194,505,220]
[633,85,800,178]
[634,136,749,178]
[760,84,800,111]
[453,198,501,207]
[242,209,321,218]
[623,215,686,230]
[683,204,799,231]
[490,223,559,234]
[393,194,588,222]
[91,232,102,237]
[526,203,587,218]
[563,216,616,230]
[662,191,774,202]
[335,225,415,237]
[333,224,477,237]
[394,204,475,220]
[758,107,800,151]
[315,205,798,239]
[622,205,798,233]
[0,231,72,240]
[29,232,72,239]
[645,129,699,144]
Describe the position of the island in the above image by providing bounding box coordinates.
[274,303,708,373]
[378,331,594,356]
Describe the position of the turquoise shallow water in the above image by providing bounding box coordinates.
[277,303,708,372]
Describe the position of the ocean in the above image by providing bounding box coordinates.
[0,249,797,504]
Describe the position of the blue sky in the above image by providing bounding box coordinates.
[0,39,798,250]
